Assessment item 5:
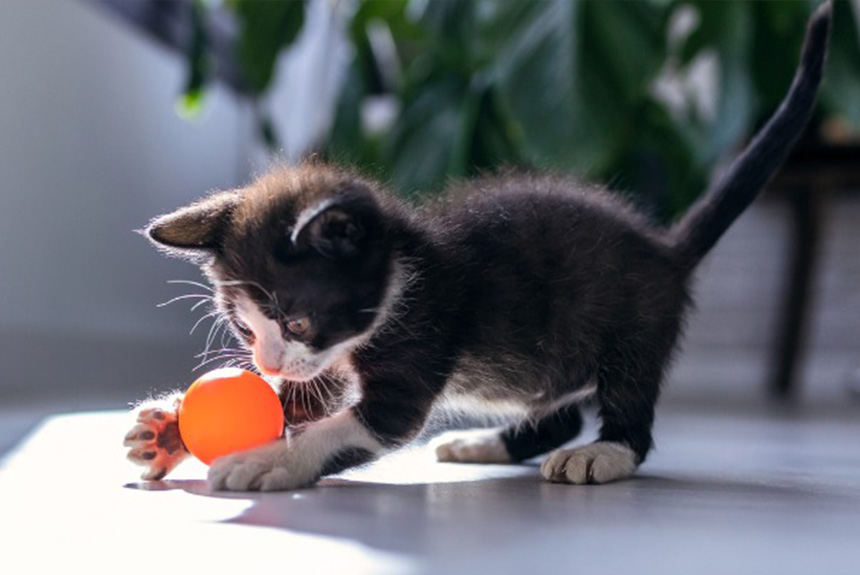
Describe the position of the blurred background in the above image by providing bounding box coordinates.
[1,0,859,449]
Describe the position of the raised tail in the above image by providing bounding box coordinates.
[669,1,832,269]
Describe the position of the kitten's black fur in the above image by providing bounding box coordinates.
[144,5,830,486]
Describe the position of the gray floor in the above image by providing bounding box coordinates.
[1,403,858,575]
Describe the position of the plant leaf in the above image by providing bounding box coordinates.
[228,0,306,94]
[385,75,477,196]
[178,0,210,119]
[821,0,860,130]
[677,1,755,167]
[488,1,608,173]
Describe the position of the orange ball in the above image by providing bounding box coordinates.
[179,368,284,465]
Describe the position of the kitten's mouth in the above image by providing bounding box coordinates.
[253,351,328,382]
[253,343,351,382]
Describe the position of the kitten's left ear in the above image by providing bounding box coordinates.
[144,191,239,256]
[292,190,381,258]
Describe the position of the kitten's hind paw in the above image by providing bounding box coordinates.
[541,442,636,485]
[434,429,512,464]
[124,397,189,481]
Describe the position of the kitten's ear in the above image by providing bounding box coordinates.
[144,191,238,255]
[292,189,381,258]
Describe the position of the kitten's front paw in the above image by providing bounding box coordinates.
[124,398,188,481]
[207,441,306,492]
[434,429,512,464]
[541,442,637,485]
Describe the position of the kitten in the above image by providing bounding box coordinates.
[125,4,830,490]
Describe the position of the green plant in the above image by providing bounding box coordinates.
[183,0,860,221]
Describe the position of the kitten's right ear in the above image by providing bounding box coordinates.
[143,191,238,255]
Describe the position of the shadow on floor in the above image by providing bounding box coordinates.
[124,465,855,558]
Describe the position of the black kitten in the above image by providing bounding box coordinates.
[126,5,830,490]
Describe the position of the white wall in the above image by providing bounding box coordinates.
[0,0,348,403]
[0,0,347,338]
[0,0,255,403]
[0,0,250,341]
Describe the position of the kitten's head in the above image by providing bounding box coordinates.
[145,163,396,381]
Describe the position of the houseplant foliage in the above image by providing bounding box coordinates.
[187,0,860,221]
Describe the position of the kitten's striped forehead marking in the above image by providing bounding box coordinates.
[290,198,336,244]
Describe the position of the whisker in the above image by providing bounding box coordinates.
[190,298,212,312]
[238,360,259,374]
[157,293,213,308]
[286,380,298,421]
[212,323,232,357]
[220,324,235,349]
[217,320,236,352]
[197,351,247,362]
[307,378,320,412]
[193,347,250,359]
[318,376,337,412]
[313,380,325,415]
[202,318,222,357]
[189,311,220,336]
[316,378,335,416]
[300,381,310,419]
[168,279,213,293]
[193,352,250,372]
[203,316,229,360]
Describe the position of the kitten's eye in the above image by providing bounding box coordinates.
[285,316,311,337]
[234,319,253,338]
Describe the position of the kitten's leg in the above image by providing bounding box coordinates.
[208,378,440,491]
[207,407,385,491]
[124,393,190,481]
[435,403,584,464]
[541,357,660,485]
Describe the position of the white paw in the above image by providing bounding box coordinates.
[207,410,386,491]
[541,442,637,485]
[434,429,512,464]
[124,397,189,481]
[207,440,308,491]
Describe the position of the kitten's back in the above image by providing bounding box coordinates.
[421,175,688,400]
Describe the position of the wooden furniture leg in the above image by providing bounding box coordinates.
[768,186,823,400]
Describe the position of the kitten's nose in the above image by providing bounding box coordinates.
[257,362,281,376]
[253,351,281,376]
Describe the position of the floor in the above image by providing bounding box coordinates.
[1,403,858,575]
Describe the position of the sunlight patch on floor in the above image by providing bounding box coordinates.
[0,411,415,574]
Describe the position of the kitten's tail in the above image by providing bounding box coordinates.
[669,1,831,269]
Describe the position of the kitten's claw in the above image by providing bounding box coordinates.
[124,397,189,481]
[541,442,637,485]
[434,429,512,464]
